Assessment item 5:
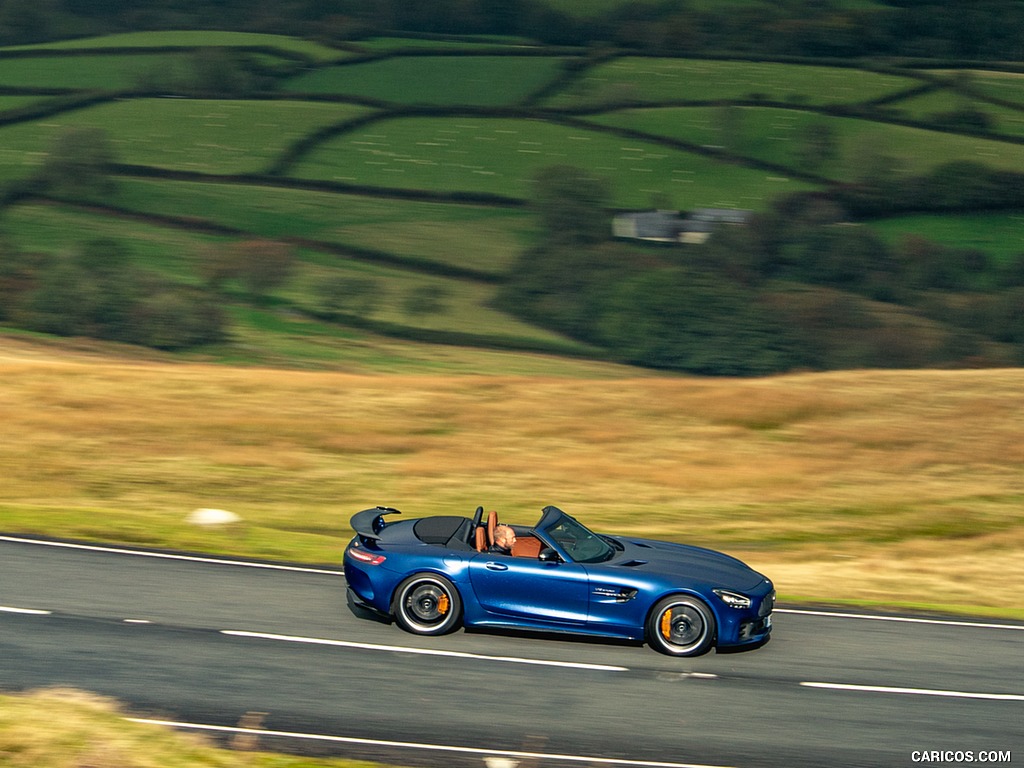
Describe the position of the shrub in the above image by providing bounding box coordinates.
[37,127,118,200]
[128,288,227,349]
[317,275,384,316]
[12,238,225,350]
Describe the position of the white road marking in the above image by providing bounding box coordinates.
[0,605,51,615]
[0,535,342,575]
[801,681,1024,702]
[128,717,735,768]
[776,608,1024,631]
[220,629,629,671]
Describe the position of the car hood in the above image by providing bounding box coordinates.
[609,536,767,592]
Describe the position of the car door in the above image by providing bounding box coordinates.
[468,554,589,627]
[580,563,652,636]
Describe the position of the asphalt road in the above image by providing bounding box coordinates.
[1,534,1021,768]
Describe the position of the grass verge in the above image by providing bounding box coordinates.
[0,688,402,768]
[1,337,1021,618]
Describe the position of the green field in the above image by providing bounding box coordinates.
[0,99,367,178]
[885,89,1024,139]
[352,36,541,52]
[545,57,918,107]
[1,30,1023,367]
[870,212,1024,265]
[3,201,578,355]
[0,95,44,111]
[7,30,344,60]
[592,105,1024,178]
[944,69,1024,107]
[544,0,889,17]
[0,53,201,90]
[291,115,811,207]
[285,55,565,105]
[111,178,535,276]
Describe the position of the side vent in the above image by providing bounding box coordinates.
[618,559,648,568]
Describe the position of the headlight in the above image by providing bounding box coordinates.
[713,589,752,609]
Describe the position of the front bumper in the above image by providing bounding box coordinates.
[719,585,774,647]
[738,613,772,642]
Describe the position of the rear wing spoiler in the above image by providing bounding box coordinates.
[350,506,401,541]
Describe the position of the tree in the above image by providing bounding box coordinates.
[596,267,803,375]
[530,165,610,247]
[499,241,631,343]
[0,0,57,44]
[129,288,227,349]
[402,284,450,318]
[18,239,140,340]
[994,288,1024,345]
[228,240,297,298]
[713,103,745,154]
[794,121,838,174]
[14,237,225,350]
[38,127,118,199]
[914,161,1003,211]
[21,256,90,336]
[187,48,258,98]
[317,275,384,316]
[0,237,42,320]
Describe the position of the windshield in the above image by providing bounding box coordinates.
[545,514,615,563]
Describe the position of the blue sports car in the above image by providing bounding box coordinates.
[344,505,774,656]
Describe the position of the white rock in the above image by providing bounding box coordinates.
[188,508,241,526]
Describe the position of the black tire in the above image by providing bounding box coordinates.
[646,595,716,657]
[393,574,462,636]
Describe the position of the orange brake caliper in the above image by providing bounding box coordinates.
[437,593,450,615]
[660,610,672,639]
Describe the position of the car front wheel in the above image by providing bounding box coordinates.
[393,574,462,635]
[646,595,715,656]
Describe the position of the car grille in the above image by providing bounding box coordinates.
[758,589,776,617]
[739,617,771,640]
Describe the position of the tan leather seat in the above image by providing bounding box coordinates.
[474,525,488,552]
[512,535,542,559]
[486,510,498,547]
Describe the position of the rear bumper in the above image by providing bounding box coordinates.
[346,586,391,621]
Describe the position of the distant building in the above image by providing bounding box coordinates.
[613,208,753,245]
[611,210,683,243]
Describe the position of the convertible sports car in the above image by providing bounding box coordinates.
[344,505,774,656]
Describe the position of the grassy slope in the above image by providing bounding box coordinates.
[0,689,399,768]
[7,30,344,59]
[1,336,1021,619]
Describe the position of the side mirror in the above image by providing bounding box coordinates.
[539,547,561,563]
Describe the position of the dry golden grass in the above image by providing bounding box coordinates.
[0,689,239,768]
[0,688,401,768]
[1,336,1022,616]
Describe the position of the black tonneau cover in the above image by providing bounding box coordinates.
[414,516,473,549]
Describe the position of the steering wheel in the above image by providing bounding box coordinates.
[471,505,484,528]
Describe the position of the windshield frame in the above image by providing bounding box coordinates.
[540,510,615,564]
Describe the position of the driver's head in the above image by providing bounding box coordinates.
[494,525,516,551]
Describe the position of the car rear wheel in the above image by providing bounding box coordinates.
[393,574,462,635]
[646,595,715,657]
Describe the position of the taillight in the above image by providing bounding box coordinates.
[348,547,386,565]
